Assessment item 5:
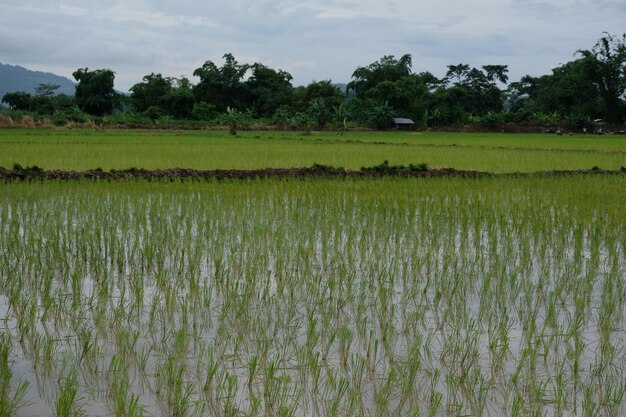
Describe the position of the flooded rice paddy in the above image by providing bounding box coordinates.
[0,176,625,417]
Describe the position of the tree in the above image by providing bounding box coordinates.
[307,98,331,129]
[348,54,413,97]
[444,63,471,86]
[506,75,539,112]
[440,63,508,116]
[35,83,60,97]
[73,68,116,116]
[32,83,61,114]
[164,77,196,119]
[482,65,509,84]
[245,63,294,117]
[508,61,603,122]
[130,75,195,119]
[164,77,195,119]
[296,80,343,111]
[1,92,33,111]
[367,76,428,117]
[578,33,626,123]
[347,55,433,121]
[193,53,250,111]
[428,87,470,125]
[2,89,75,115]
[368,101,395,129]
[291,112,314,134]
[192,102,217,121]
[415,71,444,92]
[130,73,172,113]
[224,106,244,135]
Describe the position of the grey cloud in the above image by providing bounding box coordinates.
[1,0,625,91]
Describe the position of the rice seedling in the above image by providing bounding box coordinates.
[0,335,29,416]
[0,175,624,416]
[55,365,81,417]
[1,128,626,172]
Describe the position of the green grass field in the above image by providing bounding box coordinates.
[1,128,625,172]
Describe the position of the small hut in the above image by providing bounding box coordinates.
[392,117,415,130]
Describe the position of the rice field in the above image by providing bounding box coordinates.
[1,129,625,172]
[1,175,625,417]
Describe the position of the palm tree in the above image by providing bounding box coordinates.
[368,101,395,130]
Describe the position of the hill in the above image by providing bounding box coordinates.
[0,63,75,100]
[334,83,356,98]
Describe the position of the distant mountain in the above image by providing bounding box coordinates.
[0,63,76,100]
[333,83,356,98]
[334,83,348,93]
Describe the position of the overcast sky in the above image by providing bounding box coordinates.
[1,0,625,92]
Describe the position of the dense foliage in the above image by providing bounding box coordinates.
[72,68,117,116]
[2,34,625,129]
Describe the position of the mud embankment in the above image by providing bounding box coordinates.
[2,164,626,182]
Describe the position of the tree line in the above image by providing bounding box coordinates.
[2,33,625,130]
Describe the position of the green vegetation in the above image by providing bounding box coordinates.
[72,68,117,117]
[0,335,29,417]
[361,160,428,172]
[0,129,625,173]
[0,176,624,416]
